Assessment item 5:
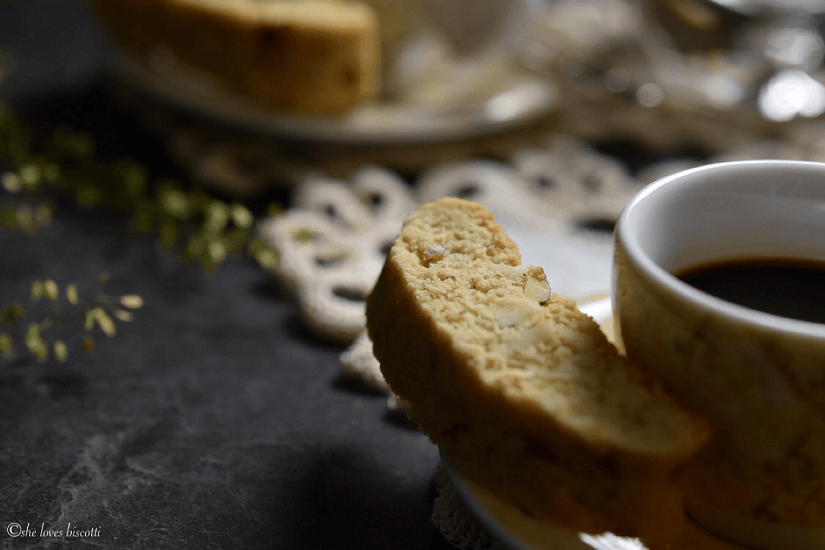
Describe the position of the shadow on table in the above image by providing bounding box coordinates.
[257,442,453,550]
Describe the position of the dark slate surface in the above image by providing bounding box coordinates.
[0,2,451,548]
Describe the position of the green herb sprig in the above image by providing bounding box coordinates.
[0,105,281,270]
[0,274,143,364]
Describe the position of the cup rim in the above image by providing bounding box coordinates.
[616,159,825,339]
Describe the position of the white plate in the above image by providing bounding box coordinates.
[439,296,742,550]
[110,49,557,144]
[496,211,616,304]
[442,455,742,550]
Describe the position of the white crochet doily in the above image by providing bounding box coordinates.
[257,131,825,402]
[257,134,654,401]
[432,462,506,550]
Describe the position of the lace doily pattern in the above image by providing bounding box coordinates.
[259,166,416,343]
[262,134,825,394]
[257,134,646,393]
[432,463,503,550]
[415,135,642,228]
[339,329,389,394]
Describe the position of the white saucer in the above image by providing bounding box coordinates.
[495,211,616,304]
[442,453,742,550]
[110,49,557,144]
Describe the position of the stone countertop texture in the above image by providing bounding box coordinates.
[0,2,451,548]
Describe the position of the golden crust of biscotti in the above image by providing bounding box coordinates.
[366,197,711,542]
[92,0,380,115]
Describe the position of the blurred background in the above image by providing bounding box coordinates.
[2,1,825,549]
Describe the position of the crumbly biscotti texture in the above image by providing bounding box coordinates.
[92,0,380,114]
[366,198,711,542]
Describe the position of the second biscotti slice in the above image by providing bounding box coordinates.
[366,197,710,542]
[93,0,381,115]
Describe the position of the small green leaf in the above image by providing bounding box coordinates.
[207,239,227,264]
[204,201,229,235]
[119,295,144,309]
[30,280,44,301]
[18,164,41,188]
[66,284,79,305]
[85,307,116,337]
[24,323,48,362]
[230,203,254,228]
[159,187,191,219]
[1,171,21,193]
[54,340,68,362]
[84,308,95,331]
[44,279,59,301]
[249,237,278,269]
[113,309,134,322]
[94,308,116,337]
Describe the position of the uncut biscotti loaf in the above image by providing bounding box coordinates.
[92,0,381,114]
[366,198,711,542]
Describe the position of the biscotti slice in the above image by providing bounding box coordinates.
[366,198,710,542]
[93,0,381,114]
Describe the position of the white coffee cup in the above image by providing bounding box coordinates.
[613,160,825,549]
